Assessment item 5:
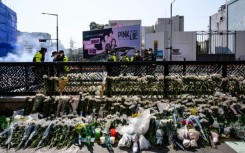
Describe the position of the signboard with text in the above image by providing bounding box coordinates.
[83,25,141,59]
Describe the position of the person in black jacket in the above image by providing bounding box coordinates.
[131,50,143,62]
[147,48,156,61]
[51,51,58,61]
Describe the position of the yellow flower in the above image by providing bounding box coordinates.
[190,108,197,115]
[131,113,140,118]
[75,123,86,135]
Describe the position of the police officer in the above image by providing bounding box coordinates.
[131,50,143,62]
[51,51,58,61]
[110,51,117,62]
[33,47,47,62]
[120,52,129,62]
[56,50,68,62]
[143,49,149,61]
[108,51,117,61]
[32,47,47,84]
[56,50,69,76]
[147,48,156,61]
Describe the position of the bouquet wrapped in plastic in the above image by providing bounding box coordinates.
[117,109,151,153]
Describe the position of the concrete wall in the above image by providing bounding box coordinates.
[141,26,155,49]
[145,31,196,61]
[145,32,168,60]
[210,5,227,31]
[172,32,197,61]
[235,31,245,60]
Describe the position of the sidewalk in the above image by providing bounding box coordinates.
[0,142,237,153]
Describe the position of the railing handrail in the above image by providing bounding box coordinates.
[0,61,245,66]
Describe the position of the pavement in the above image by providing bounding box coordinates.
[0,142,237,153]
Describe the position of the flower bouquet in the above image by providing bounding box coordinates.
[117,109,151,153]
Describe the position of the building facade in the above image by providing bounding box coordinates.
[108,20,141,28]
[0,2,17,57]
[210,4,227,31]
[227,0,245,31]
[155,16,184,33]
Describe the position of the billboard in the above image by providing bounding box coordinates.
[83,25,140,59]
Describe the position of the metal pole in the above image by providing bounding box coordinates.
[170,0,176,61]
[57,15,59,52]
[42,13,59,51]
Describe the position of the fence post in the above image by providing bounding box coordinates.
[222,63,228,93]
[222,63,227,77]
[49,65,55,96]
[164,64,169,98]
[106,64,112,97]
[183,60,186,76]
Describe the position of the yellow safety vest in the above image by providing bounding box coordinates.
[120,56,129,62]
[63,56,70,72]
[112,55,117,61]
[33,52,43,62]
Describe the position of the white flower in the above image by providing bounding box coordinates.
[124,102,132,106]
[199,75,208,81]
[200,118,208,123]
[199,113,206,118]
[157,75,165,80]
[210,74,222,78]
[137,78,142,82]
[36,93,45,97]
[231,97,238,102]
[95,90,100,96]
[151,116,157,120]
[43,75,48,79]
[53,77,59,80]
[120,105,126,109]
[210,106,219,110]
[131,96,140,101]
[129,105,135,109]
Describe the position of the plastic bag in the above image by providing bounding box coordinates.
[211,131,219,143]
[157,102,170,113]
[177,127,185,140]
[188,129,200,140]
[13,109,24,117]
[118,133,132,148]
[156,129,164,145]
[190,139,198,147]
[183,139,190,148]
[139,135,151,150]
[116,124,135,136]
[157,101,164,113]
[131,109,150,135]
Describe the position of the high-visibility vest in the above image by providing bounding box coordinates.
[120,56,129,62]
[112,55,117,61]
[63,56,70,72]
[130,56,134,62]
[33,51,43,62]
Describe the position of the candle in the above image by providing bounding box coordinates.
[100,137,105,144]
[110,128,117,137]
[110,137,115,144]
[95,128,101,140]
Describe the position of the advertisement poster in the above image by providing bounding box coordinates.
[83,25,141,59]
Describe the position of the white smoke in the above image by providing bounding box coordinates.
[0,32,65,62]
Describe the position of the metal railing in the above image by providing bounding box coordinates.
[196,31,236,54]
[0,61,245,96]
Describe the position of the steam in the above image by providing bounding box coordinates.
[0,32,65,62]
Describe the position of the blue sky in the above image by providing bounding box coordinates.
[5,0,227,48]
